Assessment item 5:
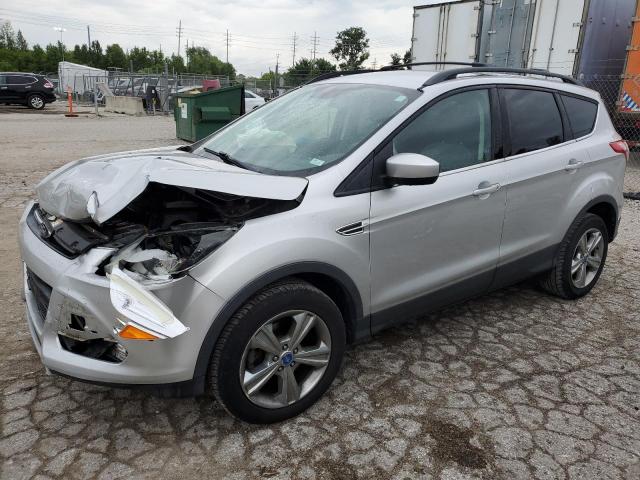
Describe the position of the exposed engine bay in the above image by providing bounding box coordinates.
[29,182,300,283]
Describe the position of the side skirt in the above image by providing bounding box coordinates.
[369,244,559,335]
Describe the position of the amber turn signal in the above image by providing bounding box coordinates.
[118,324,159,340]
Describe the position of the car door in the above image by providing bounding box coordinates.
[369,87,507,332]
[0,74,17,101]
[492,87,592,288]
[6,75,34,102]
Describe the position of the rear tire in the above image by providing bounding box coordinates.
[27,94,45,110]
[209,279,346,423]
[539,213,608,299]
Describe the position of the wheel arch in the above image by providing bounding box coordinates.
[585,196,618,241]
[191,261,365,393]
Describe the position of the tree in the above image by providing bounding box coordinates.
[128,46,153,71]
[389,50,412,68]
[0,21,15,50]
[186,46,232,76]
[89,40,104,68]
[30,45,46,72]
[403,49,412,65]
[16,30,28,51]
[0,23,239,78]
[284,57,336,86]
[330,27,369,70]
[167,54,185,74]
[43,42,65,71]
[72,44,91,65]
[104,44,127,70]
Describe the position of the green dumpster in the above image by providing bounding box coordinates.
[174,84,245,142]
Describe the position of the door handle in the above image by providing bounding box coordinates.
[565,159,583,172]
[473,182,501,197]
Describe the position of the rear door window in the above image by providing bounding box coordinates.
[501,88,564,156]
[7,75,35,85]
[561,95,598,138]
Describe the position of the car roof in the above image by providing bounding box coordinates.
[315,70,599,100]
[0,72,42,76]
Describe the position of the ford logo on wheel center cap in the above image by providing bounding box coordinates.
[281,351,294,366]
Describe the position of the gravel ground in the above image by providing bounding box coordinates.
[1,108,639,480]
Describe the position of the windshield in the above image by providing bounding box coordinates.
[196,83,420,175]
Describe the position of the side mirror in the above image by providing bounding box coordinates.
[385,153,440,186]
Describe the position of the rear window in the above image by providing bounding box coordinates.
[561,95,598,138]
[502,88,564,156]
[7,75,36,85]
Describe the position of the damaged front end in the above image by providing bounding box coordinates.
[27,181,301,359]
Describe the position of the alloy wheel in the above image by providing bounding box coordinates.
[239,310,332,409]
[30,96,44,109]
[571,227,604,288]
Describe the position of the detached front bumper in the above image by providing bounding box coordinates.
[18,202,225,388]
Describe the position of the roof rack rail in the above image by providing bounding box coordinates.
[305,70,375,85]
[380,61,487,71]
[421,67,581,87]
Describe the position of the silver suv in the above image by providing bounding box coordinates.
[19,66,626,423]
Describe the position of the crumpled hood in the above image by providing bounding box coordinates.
[36,146,308,224]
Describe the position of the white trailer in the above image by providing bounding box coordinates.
[411,0,635,78]
[525,0,586,76]
[411,0,483,70]
[58,61,109,95]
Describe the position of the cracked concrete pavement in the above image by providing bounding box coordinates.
[1,107,639,479]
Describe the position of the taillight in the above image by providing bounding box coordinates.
[610,140,629,161]
[43,81,54,89]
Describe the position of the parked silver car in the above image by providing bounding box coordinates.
[19,66,626,423]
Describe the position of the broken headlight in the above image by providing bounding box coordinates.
[107,222,240,282]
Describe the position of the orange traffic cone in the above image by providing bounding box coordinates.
[64,87,78,118]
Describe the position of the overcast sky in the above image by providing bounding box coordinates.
[0,1,452,76]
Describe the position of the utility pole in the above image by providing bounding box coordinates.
[310,31,318,75]
[311,31,318,62]
[291,32,298,66]
[225,29,229,63]
[176,20,183,57]
[54,27,66,62]
[87,25,91,47]
[274,53,280,97]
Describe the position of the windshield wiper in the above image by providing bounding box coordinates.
[203,147,251,171]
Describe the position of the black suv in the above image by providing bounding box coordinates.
[0,73,57,109]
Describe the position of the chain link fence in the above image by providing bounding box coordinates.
[50,72,231,112]
[580,74,640,196]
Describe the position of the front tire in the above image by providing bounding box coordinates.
[27,94,45,110]
[539,213,608,299]
[209,279,346,423]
